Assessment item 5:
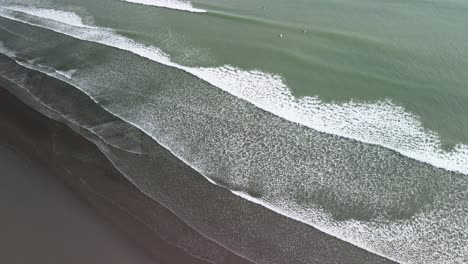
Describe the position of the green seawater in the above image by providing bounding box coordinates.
[60,0,468,147]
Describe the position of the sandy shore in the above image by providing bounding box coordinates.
[0,145,160,264]
[0,86,240,264]
[0,83,397,264]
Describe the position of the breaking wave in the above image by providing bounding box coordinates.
[121,0,206,13]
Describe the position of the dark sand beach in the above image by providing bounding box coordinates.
[0,85,242,264]
[0,145,158,264]
[0,84,397,264]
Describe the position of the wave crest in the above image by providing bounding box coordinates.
[122,0,206,13]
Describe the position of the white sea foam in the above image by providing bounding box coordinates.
[0,41,14,56]
[1,6,467,263]
[230,190,401,262]
[5,5,89,28]
[122,0,206,13]
[0,43,145,155]
[2,5,466,176]
[55,69,77,78]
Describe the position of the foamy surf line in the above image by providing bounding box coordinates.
[0,47,145,156]
[0,50,396,264]
[0,50,259,263]
[121,0,206,13]
[1,5,466,176]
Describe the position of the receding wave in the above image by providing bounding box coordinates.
[121,0,206,13]
[0,43,145,155]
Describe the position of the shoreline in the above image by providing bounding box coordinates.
[0,84,397,263]
[0,86,245,264]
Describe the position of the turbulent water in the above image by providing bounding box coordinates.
[0,0,467,263]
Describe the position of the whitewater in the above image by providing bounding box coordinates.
[121,0,206,13]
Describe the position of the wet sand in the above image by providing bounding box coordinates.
[0,83,397,264]
[0,85,252,264]
[0,145,159,264]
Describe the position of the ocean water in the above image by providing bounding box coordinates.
[0,0,467,263]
